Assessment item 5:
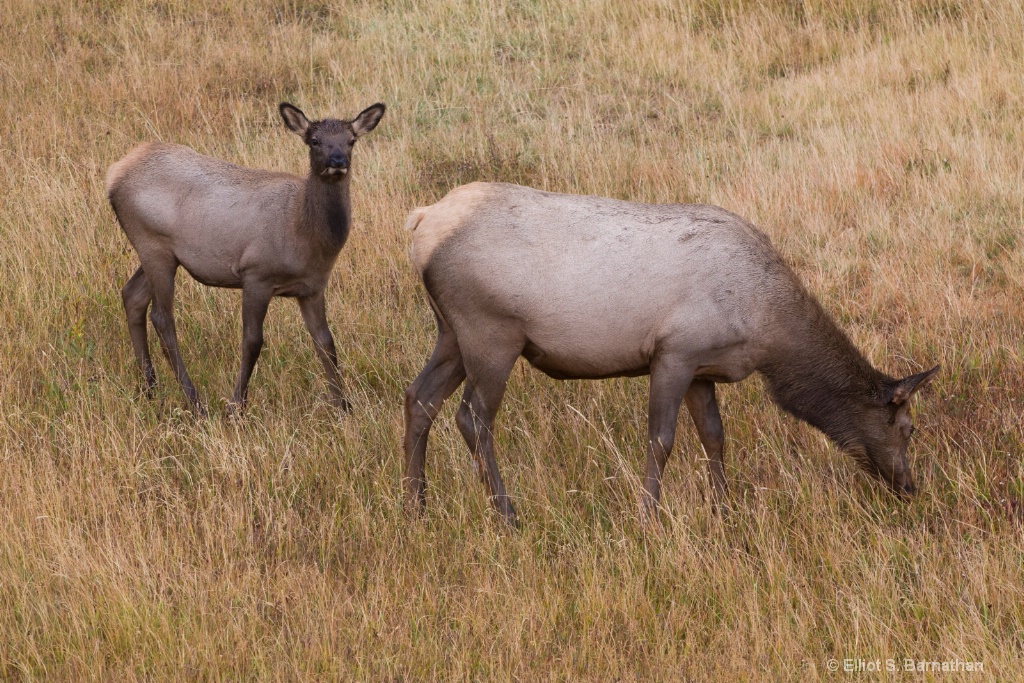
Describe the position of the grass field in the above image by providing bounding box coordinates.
[2,0,1023,679]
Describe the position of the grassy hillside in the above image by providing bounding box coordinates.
[1,0,1022,679]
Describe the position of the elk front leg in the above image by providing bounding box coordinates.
[228,284,272,417]
[684,379,728,512]
[298,291,350,413]
[642,360,693,523]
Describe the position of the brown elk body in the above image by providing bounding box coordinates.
[107,102,385,415]
[402,182,939,525]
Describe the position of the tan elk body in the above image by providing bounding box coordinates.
[107,102,385,414]
[403,182,938,525]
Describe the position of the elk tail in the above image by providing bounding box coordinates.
[404,206,429,232]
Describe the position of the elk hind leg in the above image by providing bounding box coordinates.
[455,341,522,527]
[122,266,156,395]
[403,322,466,512]
[145,259,204,415]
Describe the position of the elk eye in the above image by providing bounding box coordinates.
[310,138,320,146]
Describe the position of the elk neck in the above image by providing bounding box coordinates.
[301,172,352,251]
[758,292,890,450]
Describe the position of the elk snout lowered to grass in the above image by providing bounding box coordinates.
[402,183,939,526]
[107,102,386,416]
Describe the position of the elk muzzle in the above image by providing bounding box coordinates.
[322,151,349,176]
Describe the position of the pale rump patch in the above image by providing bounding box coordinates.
[404,207,427,265]
[407,182,493,274]
[105,142,158,196]
[403,207,427,232]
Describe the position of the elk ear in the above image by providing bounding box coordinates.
[352,102,386,137]
[889,364,940,405]
[279,103,310,137]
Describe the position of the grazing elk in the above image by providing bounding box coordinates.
[403,183,939,526]
[107,102,386,415]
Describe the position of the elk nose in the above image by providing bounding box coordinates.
[328,152,348,169]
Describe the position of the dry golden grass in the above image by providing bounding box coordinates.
[1,0,1022,679]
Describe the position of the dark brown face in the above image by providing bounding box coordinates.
[278,102,386,183]
[858,403,917,495]
[305,119,357,181]
[852,365,939,496]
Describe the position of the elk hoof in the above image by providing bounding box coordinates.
[640,506,663,531]
[504,512,520,530]
[405,493,427,520]
[639,491,662,526]
[333,396,353,414]
[494,497,519,529]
